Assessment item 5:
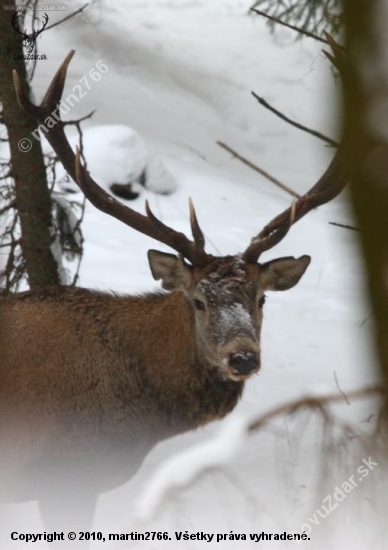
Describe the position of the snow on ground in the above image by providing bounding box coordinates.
[4,1,385,549]
[43,124,177,196]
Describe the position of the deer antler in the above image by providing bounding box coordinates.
[11,12,27,38]
[243,34,348,263]
[13,50,213,267]
[31,13,49,40]
[243,136,347,263]
[12,12,49,40]
[13,50,347,267]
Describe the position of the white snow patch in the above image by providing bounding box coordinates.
[219,303,254,333]
[52,194,83,249]
[43,125,176,197]
[49,230,68,285]
[144,155,177,195]
[50,194,83,285]
[47,125,148,193]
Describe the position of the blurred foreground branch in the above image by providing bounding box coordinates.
[343,1,388,399]
[133,385,384,525]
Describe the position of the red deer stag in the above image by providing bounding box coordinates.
[0,51,347,547]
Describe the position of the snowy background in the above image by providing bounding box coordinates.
[4,0,385,548]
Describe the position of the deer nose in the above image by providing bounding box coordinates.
[229,352,259,375]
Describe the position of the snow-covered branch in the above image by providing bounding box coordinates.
[134,415,249,524]
[133,385,383,526]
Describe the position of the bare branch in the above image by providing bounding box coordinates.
[250,7,329,45]
[251,92,339,147]
[133,384,383,524]
[217,141,300,199]
[248,385,384,432]
[323,32,348,77]
[0,201,16,216]
[329,221,359,231]
[333,371,350,405]
[45,3,89,32]
[62,109,96,127]
[250,0,343,38]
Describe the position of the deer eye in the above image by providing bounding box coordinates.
[194,299,206,311]
[258,295,266,308]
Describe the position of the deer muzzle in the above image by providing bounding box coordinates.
[229,351,259,375]
[220,340,261,380]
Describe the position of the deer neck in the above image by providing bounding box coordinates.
[120,291,244,438]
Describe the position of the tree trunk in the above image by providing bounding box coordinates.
[343,0,388,388]
[0,0,60,288]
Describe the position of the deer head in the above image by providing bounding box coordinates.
[12,12,48,54]
[146,250,309,379]
[13,51,347,382]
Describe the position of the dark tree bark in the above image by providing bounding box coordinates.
[343,0,388,388]
[0,0,60,288]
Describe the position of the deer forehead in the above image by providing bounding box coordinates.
[194,257,261,302]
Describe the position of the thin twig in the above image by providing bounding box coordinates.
[0,239,21,249]
[70,123,86,287]
[217,141,301,199]
[333,371,350,405]
[360,313,373,327]
[45,3,89,32]
[251,91,339,147]
[323,32,348,76]
[0,201,16,216]
[0,171,12,181]
[248,385,384,432]
[250,7,329,45]
[62,110,96,126]
[329,221,359,231]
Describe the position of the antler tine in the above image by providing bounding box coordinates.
[243,147,347,263]
[189,198,206,252]
[14,50,212,267]
[32,12,49,39]
[143,199,210,264]
[244,200,295,262]
[75,149,193,256]
[11,12,25,36]
[13,49,75,119]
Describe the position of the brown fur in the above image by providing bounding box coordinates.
[0,285,243,500]
[0,253,309,545]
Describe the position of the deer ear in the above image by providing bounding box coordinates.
[260,255,311,291]
[148,250,192,291]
